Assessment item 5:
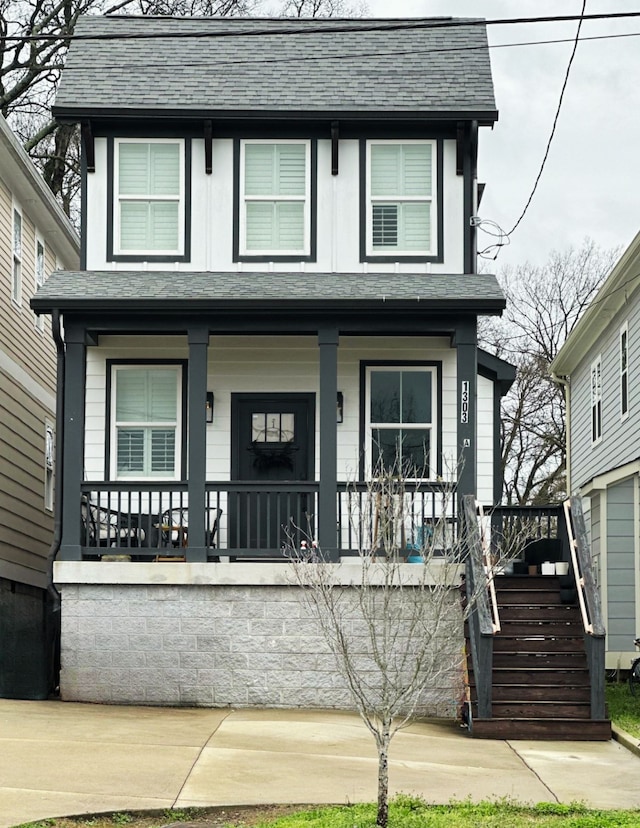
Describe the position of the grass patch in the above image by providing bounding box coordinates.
[606,681,640,739]
[13,800,640,828]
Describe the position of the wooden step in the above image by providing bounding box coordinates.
[490,701,591,718]
[496,575,562,589]
[495,589,564,605]
[492,651,588,668]
[470,684,591,703]
[499,605,580,622]
[470,717,611,740]
[497,622,583,637]
[491,668,589,686]
[493,636,584,653]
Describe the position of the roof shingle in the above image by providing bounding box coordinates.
[54,16,497,121]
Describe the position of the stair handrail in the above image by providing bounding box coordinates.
[477,501,501,634]
[563,496,605,637]
[462,494,494,722]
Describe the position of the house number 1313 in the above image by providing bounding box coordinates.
[460,380,469,424]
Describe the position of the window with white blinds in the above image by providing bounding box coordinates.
[241,141,310,255]
[591,356,602,444]
[115,140,183,255]
[12,207,22,305]
[367,141,435,256]
[112,366,181,479]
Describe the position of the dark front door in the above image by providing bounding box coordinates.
[230,393,315,552]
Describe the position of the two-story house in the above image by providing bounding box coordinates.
[1,115,80,698]
[32,16,517,710]
[551,230,640,673]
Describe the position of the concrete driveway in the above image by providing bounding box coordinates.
[1,700,639,827]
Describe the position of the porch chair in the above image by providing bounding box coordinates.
[81,496,145,549]
[155,506,222,561]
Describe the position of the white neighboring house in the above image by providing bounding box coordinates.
[31,16,516,708]
[551,230,640,671]
[0,115,79,698]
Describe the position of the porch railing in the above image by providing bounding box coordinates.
[77,479,456,560]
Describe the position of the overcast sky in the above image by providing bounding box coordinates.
[365,0,640,270]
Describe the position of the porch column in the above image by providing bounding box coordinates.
[186,326,209,562]
[454,320,477,506]
[59,323,86,561]
[318,327,339,561]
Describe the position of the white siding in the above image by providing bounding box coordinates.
[86,137,465,274]
[84,334,493,489]
[477,374,494,504]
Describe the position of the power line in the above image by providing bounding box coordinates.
[32,29,640,73]
[4,10,640,43]
[506,1,587,237]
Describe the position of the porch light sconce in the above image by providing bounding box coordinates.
[206,391,214,423]
[337,391,344,424]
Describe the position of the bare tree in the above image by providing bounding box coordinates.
[286,465,495,828]
[4,0,361,218]
[276,0,367,16]
[481,239,618,504]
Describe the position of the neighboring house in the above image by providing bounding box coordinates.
[0,115,80,698]
[551,230,640,672]
[32,16,516,709]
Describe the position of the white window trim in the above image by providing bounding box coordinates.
[365,139,437,258]
[34,233,45,332]
[364,365,438,481]
[620,322,629,420]
[110,364,183,481]
[239,139,311,257]
[12,203,22,307]
[591,355,602,445]
[113,138,185,257]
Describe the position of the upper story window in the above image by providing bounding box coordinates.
[111,364,183,480]
[35,235,45,332]
[620,323,629,418]
[236,140,314,261]
[591,356,602,444]
[112,138,187,260]
[363,140,438,261]
[12,206,22,305]
[365,365,438,479]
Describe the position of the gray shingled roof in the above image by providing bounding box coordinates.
[53,16,497,120]
[32,271,505,313]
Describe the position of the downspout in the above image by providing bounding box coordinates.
[550,372,570,494]
[44,308,65,693]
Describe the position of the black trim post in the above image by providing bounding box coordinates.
[454,320,477,507]
[187,326,209,562]
[318,327,339,561]
[59,323,86,561]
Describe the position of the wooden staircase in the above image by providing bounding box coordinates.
[466,575,611,740]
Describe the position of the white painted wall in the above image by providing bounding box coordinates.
[85,137,465,274]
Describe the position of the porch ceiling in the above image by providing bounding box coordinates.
[32,271,506,318]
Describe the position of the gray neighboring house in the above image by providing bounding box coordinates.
[0,115,80,697]
[551,230,640,671]
[32,16,517,710]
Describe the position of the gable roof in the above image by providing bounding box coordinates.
[32,271,505,314]
[53,16,497,123]
[550,230,640,375]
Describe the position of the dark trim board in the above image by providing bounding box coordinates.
[232,138,318,263]
[104,358,188,481]
[106,137,192,264]
[358,360,443,481]
[359,138,445,264]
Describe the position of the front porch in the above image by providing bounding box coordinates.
[71,479,458,561]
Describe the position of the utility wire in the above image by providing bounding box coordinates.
[36,30,640,73]
[506,1,587,237]
[3,10,640,42]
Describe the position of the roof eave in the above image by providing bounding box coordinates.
[52,106,499,126]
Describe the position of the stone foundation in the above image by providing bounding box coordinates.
[55,562,464,715]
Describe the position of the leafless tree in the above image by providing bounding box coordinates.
[481,239,619,504]
[3,0,361,219]
[286,464,498,828]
